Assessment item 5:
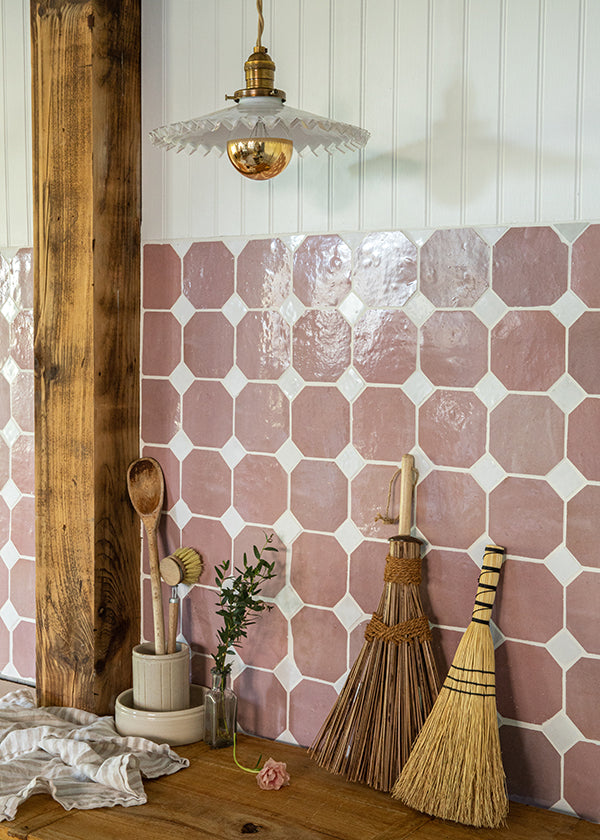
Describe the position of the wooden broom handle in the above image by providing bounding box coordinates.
[471,545,506,625]
[398,454,416,535]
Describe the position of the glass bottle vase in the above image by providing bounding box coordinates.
[204,667,237,748]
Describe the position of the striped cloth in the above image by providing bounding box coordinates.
[0,688,189,821]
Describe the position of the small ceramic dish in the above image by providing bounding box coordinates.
[115,684,207,746]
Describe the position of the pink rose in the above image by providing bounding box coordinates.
[256,758,290,790]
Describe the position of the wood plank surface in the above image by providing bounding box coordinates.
[31,0,141,715]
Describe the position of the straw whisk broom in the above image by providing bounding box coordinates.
[308,454,440,792]
[392,545,508,828]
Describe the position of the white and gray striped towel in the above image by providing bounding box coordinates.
[0,687,189,821]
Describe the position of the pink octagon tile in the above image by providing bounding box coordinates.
[566,657,600,741]
[237,311,290,380]
[184,583,222,661]
[141,445,180,512]
[10,435,34,496]
[489,395,564,476]
[493,227,568,306]
[143,244,181,310]
[571,224,600,307]
[499,725,560,809]
[292,606,347,681]
[234,668,287,740]
[293,235,351,307]
[569,312,600,394]
[234,454,288,525]
[233,525,286,599]
[235,383,289,453]
[421,229,489,307]
[419,390,487,468]
[292,386,349,458]
[11,370,33,433]
[567,398,600,481]
[142,311,181,377]
[237,238,291,308]
[566,571,600,654]
[352,231,417,307]
[421,550,480,629]
[9,249,34,310]
[291,532,347,608]
[0,316,8,365]
[184,312,234,378]
[352,387,415,462]
[564,742,600,823]
[495,641,562,724]
[489,477,562,559]
[416,471,486,550]
[420,311,487,388]
[0,623,9,672]
[182,516,230,586]
[183,241,234,309]
[237,604,287,670]
[10,310,33,370]
[183,380,233,448]
[430,627,463,677]
[0,378,9,427]
[0,561,7,605]
[182,449,231,517]
[496,560,562,643]
[12,620,35,681]
[351,464,410,541]
[289,679,339,748]
[11,496,35,557]
[566,485,600,568]
[291,460,347,533]
[0,438,9,486]
[491,311,565,391]
[292,311,351,382]
[0,499,9,546]
[10,557,35,619]
[349,541,387,614]
[141,379,180,444]
[349,619,369,665]
[354,310,417,385]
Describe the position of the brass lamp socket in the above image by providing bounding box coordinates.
[227,45,286,102]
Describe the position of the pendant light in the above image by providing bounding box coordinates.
[149,0,370,181]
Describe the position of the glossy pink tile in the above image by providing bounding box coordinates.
[237,311,290,380]
[291,460,347,532]
[491,311,565,391]
[233,526,286,599]
[184,312,234,378]
[0,316,8,366]
[566,572,600,655]
[0,378,9,427]
[182,516,230,584]
[182,450,231,517]
[569,312,600,394]
[289,679,339,747]
[349,541,387,613]
[234,454,287,525]
[234,668,287,740]
[0,623,8,672]
[566,657,600,741]
[237,604,287,670]
[237,238,291,308]
[292,311,351,381]
[10,557,35,619]
[571,224,600,307]
[567,398,600,481]
[493,227,568,306]
[419,390,486,468]
[9,249,34,310]
[11,496,35,557]
[421,311,487,387]
[0,439,9,486]
[495,641,562,724]
[354,310,417,385]
[11,371,33,433]
[0,561,7,605]
[421,229,489,307]
[141,379,180,444]
[293,235,351,307]
[499,725,560,809]
[564,741,600,822]
[183,241,234,309]
[497,560,562,643]
[142,311,181,376]
[10,310,33,370]
[489,395,564,475]
[352,387,415,461]
[421,550,480,629]
[566,485,600,568]
[291,606,347,681]
[353,231,417,307]
[0,500,9,547]
[235,383,289,453]
[12,620,35,681]
[351,464,407,540]
[183,380,233,448]
[291,532,347,607]
[430,627,463,676]
[292,386,349,458]
[185,584,222,661]
[489,478,563,559]
[143,244,181,310]
[10,434,34,495]
[416,471,485,550]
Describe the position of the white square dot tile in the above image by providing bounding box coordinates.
[546,629,585,670]
[549,799,578,819]
[222,293,248,326]
[545,459,586,500]
[402,370,435,406]
[476,226,509,246]
[275,439,303,472]
[0,662,20,680]
[222,366,248,398]
[273,510,302,545]
[0,540,20,569]
[471,454,506,492]
[474,372,508,409]
[0,601,20,632]
[1,357,19,385]
[333,593,363,631]
[490,620,505,649]
[221,236,247,258]
[545,546,582,585]
[275,584,303,619]
[169,362,195,395]
[467,535,496,567]
[542,711,582,754]
[170,239,195,260]
[277,729,300,746]
[548,374,586,414]
[336,368,365,402]
[278,368,304,400]
[281,234,305,254]
[411,448,434,482]
[550,290,587,327]
[334,670,352,693]
[554,222,589,243]
[169,429,194,462]
[334,519,363,554]
[170,293,196,326]
[403,229,434,247]
[220,436,246,468]
[472,289,508,328]
[338,291,365,326]
[1,297,18,324]
[335,444,366,480]
[274,655,303,691]
[279,294,305,326]
[402,291,435,328]
[1,419,20,448]
[0,479,21,510]
[229,652,245,680]
[221,506,245,538]
[169,499,193,529]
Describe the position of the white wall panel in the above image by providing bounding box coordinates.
[580,0,600,221]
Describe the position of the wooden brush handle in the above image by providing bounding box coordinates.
[471,545,506,625]
[398,454,416,535]
[167,596,178,655]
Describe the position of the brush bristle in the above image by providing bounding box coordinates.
[172,547,202,585]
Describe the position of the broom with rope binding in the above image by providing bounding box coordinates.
[308,454,440,792]
[392,544,508,828]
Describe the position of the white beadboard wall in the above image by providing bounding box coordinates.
[1,0,599,247]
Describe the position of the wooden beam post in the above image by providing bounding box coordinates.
[31,0,141,713]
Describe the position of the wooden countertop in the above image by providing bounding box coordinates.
[1,735,598,840]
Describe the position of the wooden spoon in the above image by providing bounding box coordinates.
[127,457,166,655]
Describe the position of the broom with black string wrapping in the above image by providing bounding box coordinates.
[392,544,508,828]
[308,454,440,792]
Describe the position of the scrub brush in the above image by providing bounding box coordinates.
[160,547,203,654]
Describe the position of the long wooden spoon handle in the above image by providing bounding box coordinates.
[147,525,166,655]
